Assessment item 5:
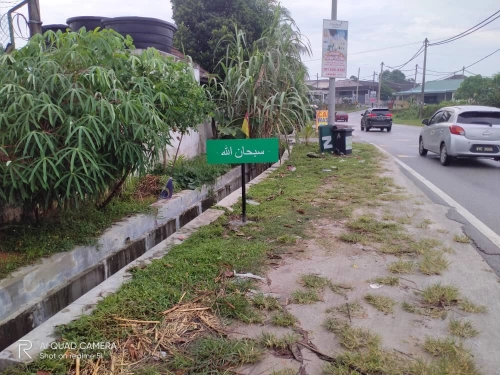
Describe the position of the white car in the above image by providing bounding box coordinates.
[419,105,500,166]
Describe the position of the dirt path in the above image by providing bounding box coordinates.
[231,151,500,375]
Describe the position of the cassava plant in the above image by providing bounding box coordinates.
[0,29,211,217]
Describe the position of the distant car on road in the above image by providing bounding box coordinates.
[335,111,349,122]
[360,108,393,132]
[419,105,500,166]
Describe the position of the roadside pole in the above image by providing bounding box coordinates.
[28,0,42,37]
[356,67,360,104]
[377,62,384,107]
[419,38,428,118]
[372,72,375,108]
[327,0,338,127]
[241,164,246,222]
[414,64,418,88]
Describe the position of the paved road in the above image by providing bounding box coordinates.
[345,110,500,274]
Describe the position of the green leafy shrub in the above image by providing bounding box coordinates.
[150,155,232,191]
[0,29,211,216]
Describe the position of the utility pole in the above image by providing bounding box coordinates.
[316,73,319,88]
[377,62,384,107]
[28,0,42,37]
[356,67,360,104]
[462,66,465,78]
[327,0,337,126]
[419,38,428,118]
[414,64,418,88]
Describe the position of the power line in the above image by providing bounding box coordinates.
[429,10,500,46]
[385,44,424,70]
[464,47,500,69]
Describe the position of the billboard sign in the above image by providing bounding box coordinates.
[321,20,348,78]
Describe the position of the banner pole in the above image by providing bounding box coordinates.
[241,164,246,222]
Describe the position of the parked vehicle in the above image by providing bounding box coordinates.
[419,105,500,166]
[360,108,393,132]
[335,111,349,122]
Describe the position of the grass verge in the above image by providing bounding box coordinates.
[392,116,424,127]
[4,143,481,375]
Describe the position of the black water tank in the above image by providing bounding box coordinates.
[101,17,177,53]
[66,16,105,32]
[41,24,68,33]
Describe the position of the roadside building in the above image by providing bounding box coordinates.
[307,79,414,104]
[396,78,465,104]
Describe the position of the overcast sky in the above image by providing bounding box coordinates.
[3,0,499,83]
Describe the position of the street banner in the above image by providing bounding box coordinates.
[321,20,348,78]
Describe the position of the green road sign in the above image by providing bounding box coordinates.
[207,138,279,165]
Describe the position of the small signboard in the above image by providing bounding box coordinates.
[206,139,279,165]
[316,110,328,130]
[369,91,377,103]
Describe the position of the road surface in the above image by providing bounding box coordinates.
[346,110,500,275]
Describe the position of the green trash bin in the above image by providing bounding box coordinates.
[330,126,354,155]
[318,125,335,153]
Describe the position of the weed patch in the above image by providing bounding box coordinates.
[291,289,321,304]
[329,282,354,296]
[409,238,442,254]
[459,298,487,313]
[260,332,301,349]
[252,294,281,311]
[454,234,470,243]
[300,273,330,289]
[327,301,366,319]
[388,259,415,274]
[364,294,396,314]
[419,250,449,275]
[324,318,380,350]
[416,219,433,229]
[271,311,297,327]
[422,283,459,306]
[187,336,263,370]
[449,320,479,338]
[424,337,461,357]
[371,276,400,286]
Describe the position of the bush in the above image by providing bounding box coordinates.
[150,155,232,191]
[393,100,469,120]
[0,29,211,216]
